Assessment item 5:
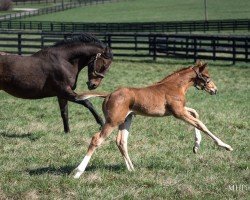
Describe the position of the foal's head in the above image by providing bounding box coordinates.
[87,47,113,90]
[192,61,218,95]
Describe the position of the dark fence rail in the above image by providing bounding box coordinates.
[1,19,249,33]
[0,0,118,21]
[0,31,249,64]
[13,0,65,4]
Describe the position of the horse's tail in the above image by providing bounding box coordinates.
[76,92,109,101]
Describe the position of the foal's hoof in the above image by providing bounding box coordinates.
[193,144,200,154]
[71,168,83,179]
[193,146,199,154]
[225,146,233,151]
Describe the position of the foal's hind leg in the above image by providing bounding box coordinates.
[185,107,201,153]
[58,98,70,133]
[116,114,134,171]
[73,123,116,179]
[180,108,233,151]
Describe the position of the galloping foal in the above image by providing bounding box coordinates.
[73,61,233,178]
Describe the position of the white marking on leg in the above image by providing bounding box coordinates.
[121,129,135,171]
[193,128,202,153]
[73,155,91,179]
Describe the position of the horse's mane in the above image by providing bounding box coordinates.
[157,66,191,84]
[52,33,106,48]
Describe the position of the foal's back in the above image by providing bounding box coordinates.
[103,82,173,121]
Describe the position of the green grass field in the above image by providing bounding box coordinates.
[20,0,250,22]
[0,59,249,199]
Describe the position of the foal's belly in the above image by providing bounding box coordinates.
[132,103,170,117]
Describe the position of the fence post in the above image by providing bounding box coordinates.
[212,39,216,61]
[41,34,44,49]
[245,40,248,62]
[153,35,156,61]
[108,34,111,48]
[194,38,197,62]
[232,39,236,64]
[135,33,137,51]
[18,33,22,55]
[166,36,169,56]
[185,37,189,58]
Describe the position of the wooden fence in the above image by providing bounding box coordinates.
[13,0,65,5]
[0,0,118,21]
[1,19,249,33]
[0,31,249,64]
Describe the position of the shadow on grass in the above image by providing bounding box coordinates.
[0,131,42,141]
[27,164,124,176]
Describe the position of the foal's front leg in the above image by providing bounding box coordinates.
[185,107,201,153]
[180,108,233,151]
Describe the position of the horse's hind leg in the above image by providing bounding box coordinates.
[58,98,70,133]
[185,107,201,153]
[58,86,104,128]
[76,99,104,127]
[181,108,233,151]
[73,123,116,179]
[116,114,134,171]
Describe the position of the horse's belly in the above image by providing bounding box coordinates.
[0,80,54,99]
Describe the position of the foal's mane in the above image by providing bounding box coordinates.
[157,66,191,84]
[53,33,106,49]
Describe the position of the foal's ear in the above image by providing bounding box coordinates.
[198,62,208,72]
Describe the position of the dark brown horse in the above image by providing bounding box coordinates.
[0,33,113,133]
[72,61,233,178]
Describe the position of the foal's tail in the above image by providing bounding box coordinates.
[76,92,109,101]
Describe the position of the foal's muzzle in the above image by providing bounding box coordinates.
[209,88,218,95]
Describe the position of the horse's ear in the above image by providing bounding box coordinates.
[104,46,110,52]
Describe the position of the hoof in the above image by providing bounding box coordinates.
[193,146,199,154]
[226,146,233,151]
[193,144,200,154]
[71,168,83,179]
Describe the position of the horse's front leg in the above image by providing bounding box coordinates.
[177,108,233,151]
[185,107,201,153]
[58,97,70,133]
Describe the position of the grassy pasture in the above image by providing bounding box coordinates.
[0,59,249,199]
[20,0,250,22]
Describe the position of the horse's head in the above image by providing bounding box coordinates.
[192,61,218,95]
[87,47,113,90]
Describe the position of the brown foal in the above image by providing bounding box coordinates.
[73,61,233,178]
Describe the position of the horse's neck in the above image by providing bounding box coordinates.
[159,68,196,94]
[54,45,102,69]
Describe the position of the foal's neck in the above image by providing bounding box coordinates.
[160,67,196,94]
